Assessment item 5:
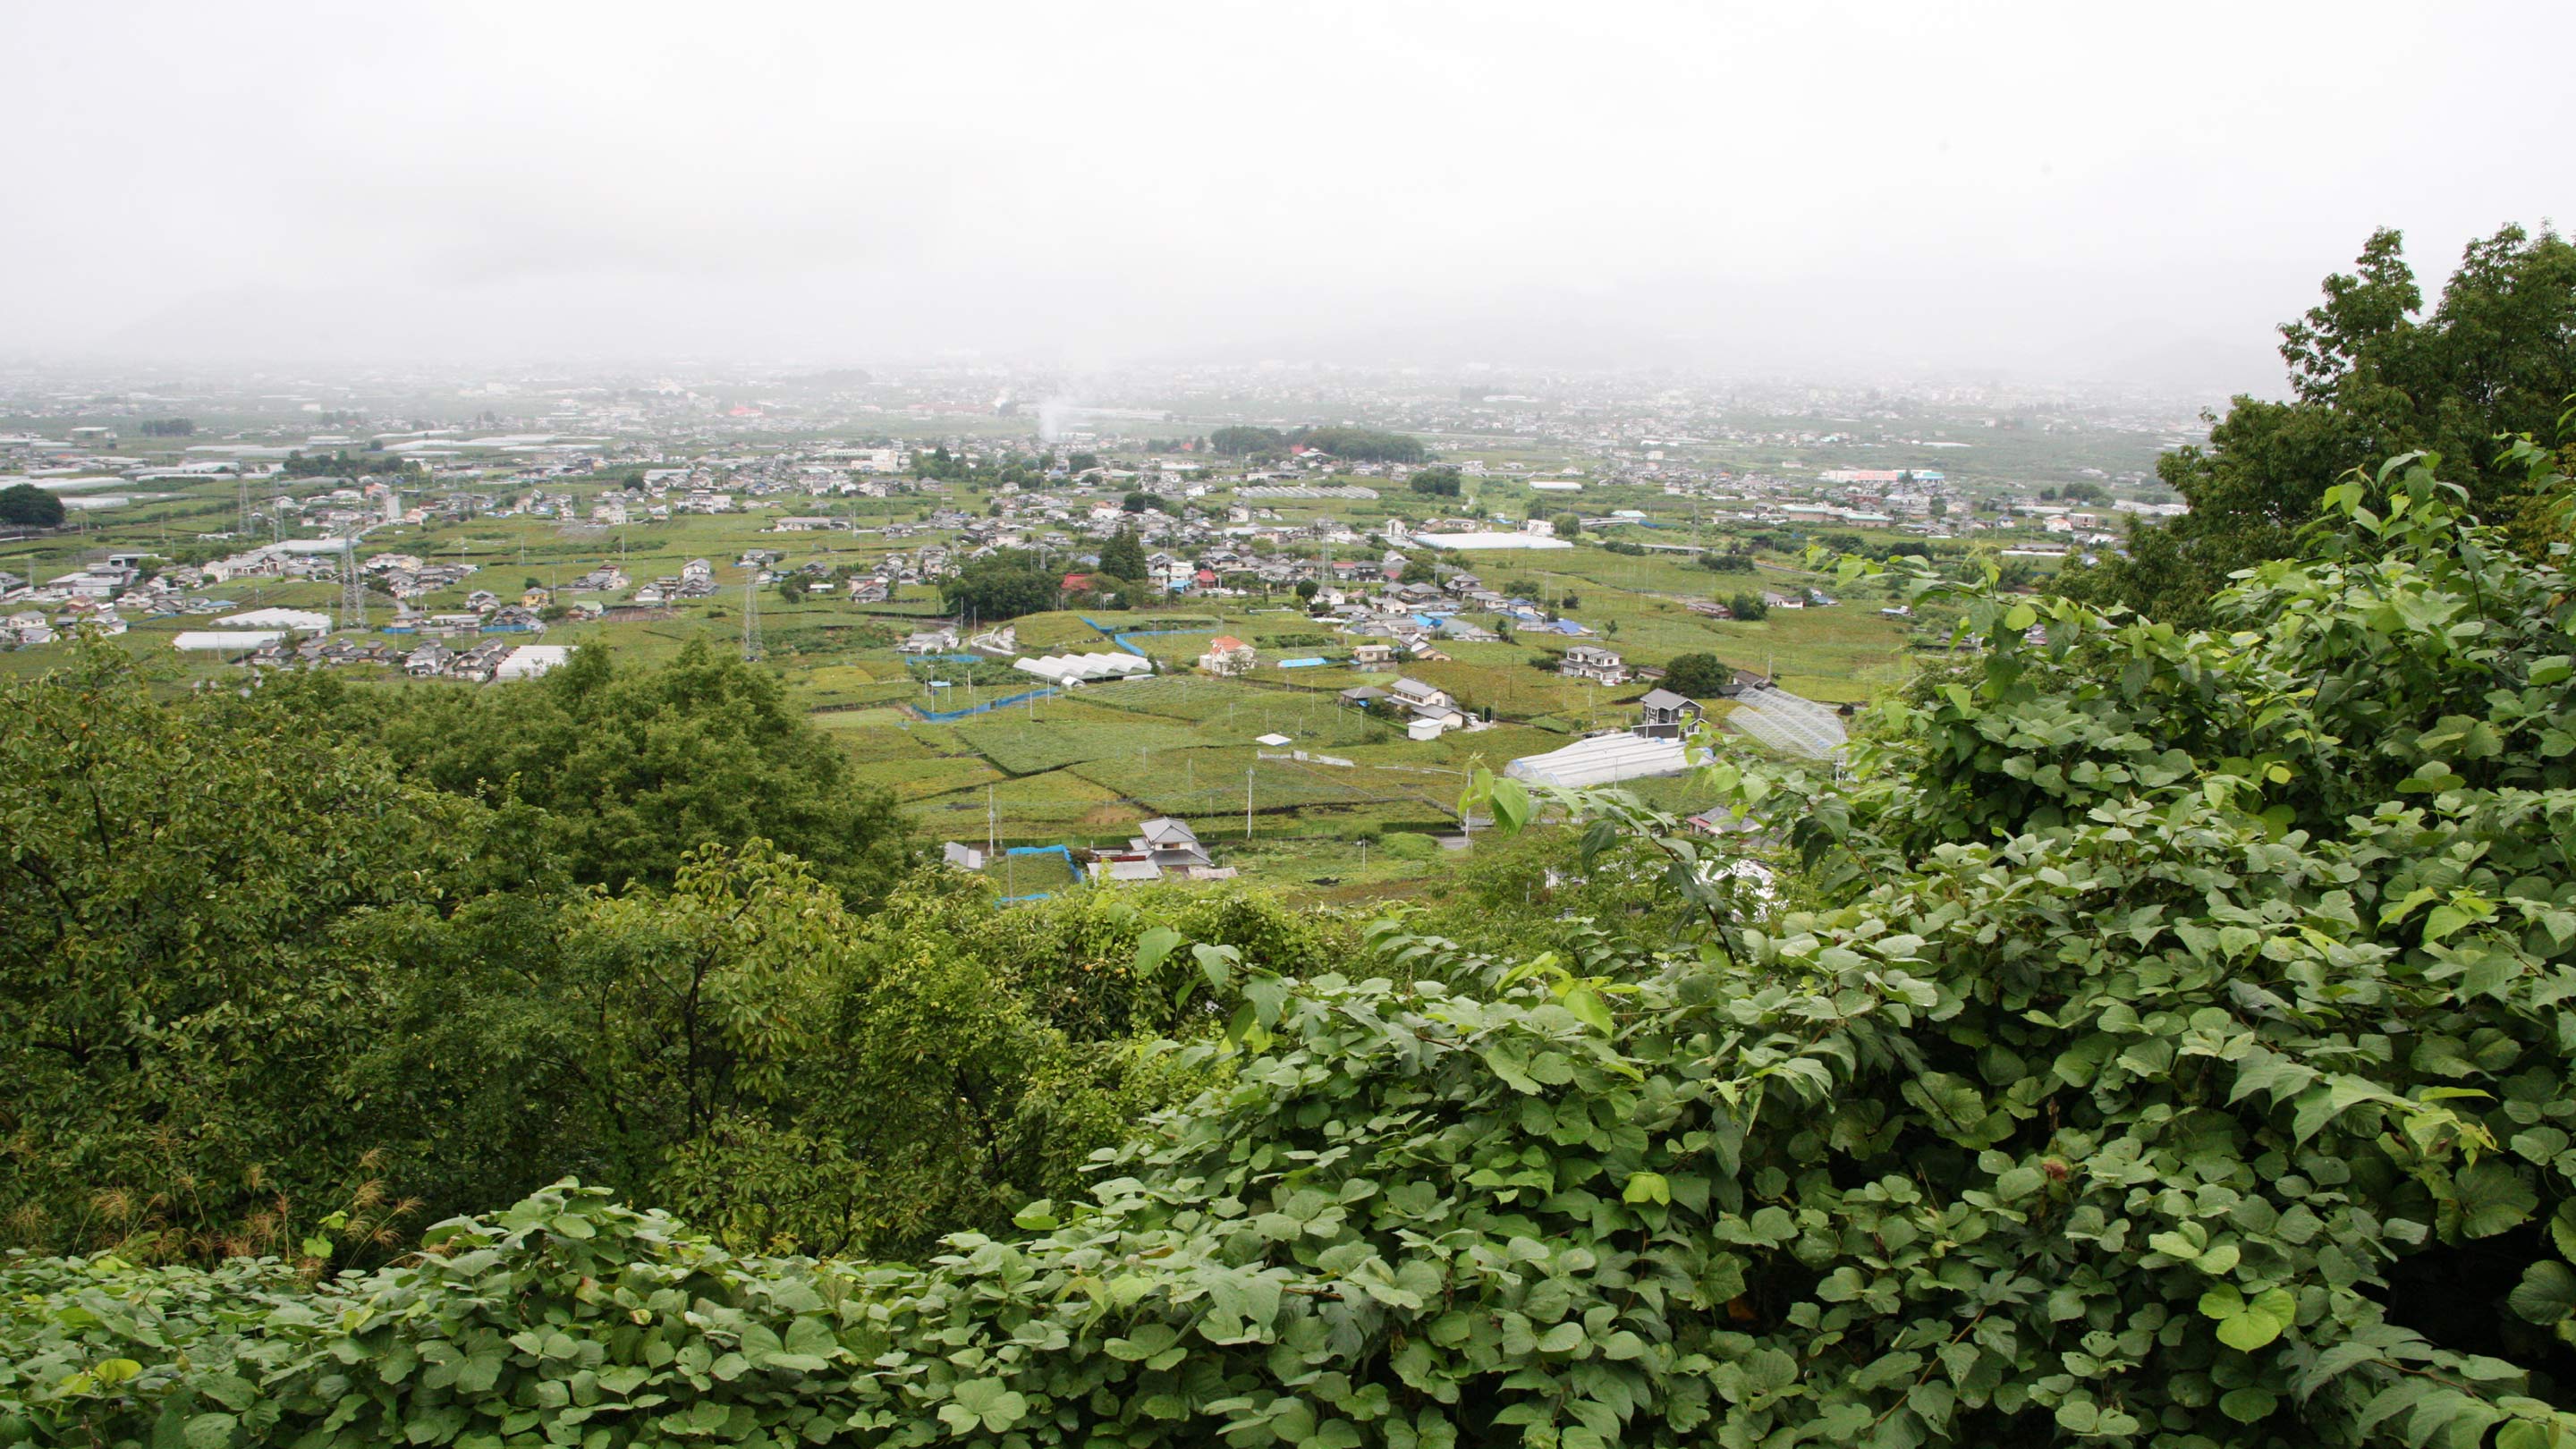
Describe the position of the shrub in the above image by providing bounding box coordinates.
[1378,830,1438,861]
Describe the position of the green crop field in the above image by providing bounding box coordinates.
[845,754,1004,801]
[952,718,1205,775]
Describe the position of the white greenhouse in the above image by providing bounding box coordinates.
[171,630,287,651]
[1503,733,1696,789]
[1012,652,1154,685]
[215,608,335,631]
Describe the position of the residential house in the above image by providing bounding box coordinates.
[1198,635,1257,677]
[1634,688,1705,739]
[1560,645,1628,685]
[899,624,961,655]
[1132,818,1213,872]
[1389,676,1467,730]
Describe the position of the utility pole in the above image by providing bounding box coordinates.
[1245,767,1255,839]
[741,572,762,662]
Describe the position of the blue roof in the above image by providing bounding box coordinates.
[1277,657,1327,668]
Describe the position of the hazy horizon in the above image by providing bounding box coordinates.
[8,1,2569,394]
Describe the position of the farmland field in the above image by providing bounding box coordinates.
[953,718,1205,775]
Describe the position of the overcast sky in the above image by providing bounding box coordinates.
[6,1,2568,391]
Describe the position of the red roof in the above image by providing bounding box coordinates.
[1062,572,1090,589]
[1208,636,1250,652]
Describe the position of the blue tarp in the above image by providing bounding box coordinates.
[1276,657,1328,668]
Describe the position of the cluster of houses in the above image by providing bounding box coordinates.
[361,553,482,600]
[841,546,953,603]
[1,561,151,644]
[387,593,549,637]
[631,558,720,607]
[246,633,572,682]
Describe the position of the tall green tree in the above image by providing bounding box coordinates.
[2062,224,2576,623]
[373,639,909,905]
[1095,528,1148,583]
[939,551,1060,622]
[1660,651,1732,696]
[0,482,65,527]
[0,646,489,1259]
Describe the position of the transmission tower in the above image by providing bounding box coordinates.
[741,572,762,662]
[238,478,251,535]
[340,539,366,632]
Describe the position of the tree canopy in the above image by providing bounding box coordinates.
[1208,425,1428,463]
[2061,224,2576,624]
[1096,528,1148,583]
[0,482,66,527]
[363,639,908,906]
[940,550,1062,623]
[1208,426,1284,457]
[1660,651,1732,697]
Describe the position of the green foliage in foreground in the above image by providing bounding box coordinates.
[5,450,2576,1447]
[2,641,1351,1271]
